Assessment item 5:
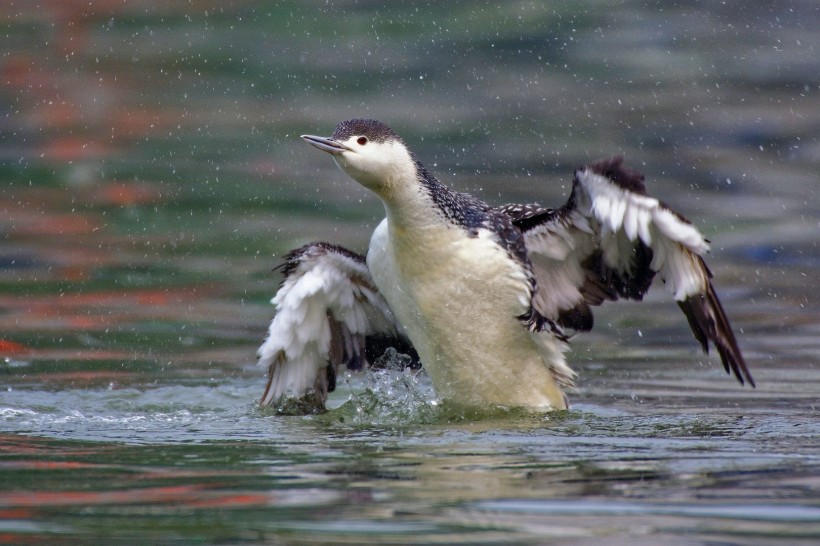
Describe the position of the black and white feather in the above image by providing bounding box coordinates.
[497,156,752,385]
[257,242,411,412]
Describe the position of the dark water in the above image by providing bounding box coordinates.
[1,1,819,543]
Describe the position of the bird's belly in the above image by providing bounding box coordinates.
[367,220,565,409]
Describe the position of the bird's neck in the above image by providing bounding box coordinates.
[381,184,440,233]
[378,160,449,232]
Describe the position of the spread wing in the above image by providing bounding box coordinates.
[257,242,413,412]
[496,156,753,386]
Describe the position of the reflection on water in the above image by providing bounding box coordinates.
[1,0,819,543]
[3,361,819,543]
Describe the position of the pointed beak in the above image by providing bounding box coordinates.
[301,134,349,155]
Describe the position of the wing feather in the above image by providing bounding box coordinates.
[499,156,752,386]
[258,242,412,412]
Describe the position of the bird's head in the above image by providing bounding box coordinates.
[301,119,418,195]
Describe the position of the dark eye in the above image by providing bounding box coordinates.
[357,136,368,146]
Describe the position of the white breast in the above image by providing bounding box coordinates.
[366,218,568,409]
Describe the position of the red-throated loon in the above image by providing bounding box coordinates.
[257,118,753,413]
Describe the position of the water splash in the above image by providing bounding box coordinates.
[322,349,571,427]
[331,349,440,425]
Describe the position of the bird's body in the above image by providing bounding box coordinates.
[368,215,568,409]
[257,119,753,413]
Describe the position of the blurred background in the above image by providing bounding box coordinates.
[1,0,816,375]
[1,1,818,542]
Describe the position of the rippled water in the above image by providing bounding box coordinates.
[2,1,819,543]
[3,362,819,543]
